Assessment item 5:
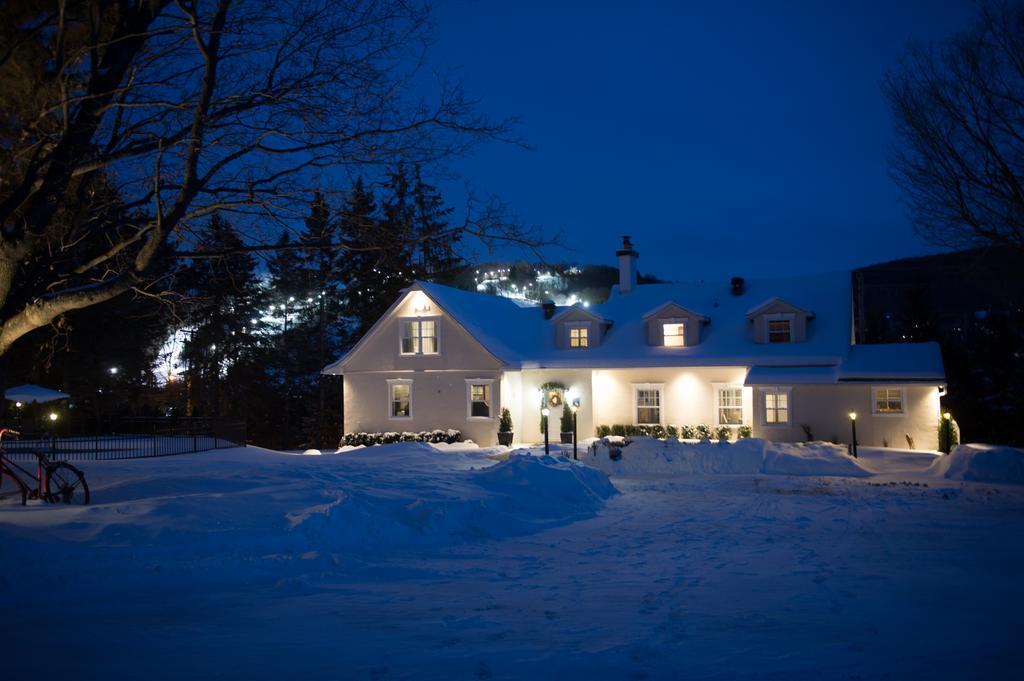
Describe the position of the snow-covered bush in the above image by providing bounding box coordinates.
[595,424,612,438]
[611,424,626,436]
[715,425,732,442]
[339,429,464,447]
[665,424,679,439]
[679,425,697,439]
[938,417,959,454]
[695,424,713,440]
[737,425,752,439]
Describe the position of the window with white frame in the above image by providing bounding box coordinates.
[568,323,589,349]
[388,379,412,419]
[761,387,790,425]
[467,380,493,418]
[634,384,662,424]
[662,320,686,347]
[400,318,438,355]
[766,315,793,343]
[873,386,904,414]
[716,385,744,425]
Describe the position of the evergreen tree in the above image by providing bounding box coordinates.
[412,166,462,281]
[178,214,262,419]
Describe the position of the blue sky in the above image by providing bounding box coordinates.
[424,0,976,280]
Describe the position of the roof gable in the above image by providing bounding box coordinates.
[641,301,709,321]
[745,297,815,319]
[550,304,609,324]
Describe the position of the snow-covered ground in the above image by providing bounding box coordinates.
[2,439,1023,679]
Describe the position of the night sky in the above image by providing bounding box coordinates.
[427,0,976,280]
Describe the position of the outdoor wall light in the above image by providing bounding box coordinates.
[943,412,952,420]
[48,412,58,422]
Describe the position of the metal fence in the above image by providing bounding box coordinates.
[1,417,246,461]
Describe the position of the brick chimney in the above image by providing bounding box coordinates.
[616,235,639,294]
[542,300,556,319]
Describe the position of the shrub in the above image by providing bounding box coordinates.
[560,403,574,432]
[611,424,626,437]
[715,425,732,442]
[339,429,463,447]
[596,424,612,437]
[737,425,752,439]
[801,424,814,441]
[649,424,666,439]
[665,424,679,439]
[938,416,959,454]
[499,408,513,433]
[695,424,713,440]
[679,425,696,439]
[624,424,640,437]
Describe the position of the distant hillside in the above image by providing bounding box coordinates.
[449,262,664,305]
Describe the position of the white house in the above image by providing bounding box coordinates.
[325,237,946,448]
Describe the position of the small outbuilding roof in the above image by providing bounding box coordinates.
[4,384,71,404]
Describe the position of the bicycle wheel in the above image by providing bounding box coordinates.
[0,467,28,506]
[45,462,90,505]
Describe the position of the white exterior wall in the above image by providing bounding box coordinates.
[751,383,942,449]
[591,366,753,433]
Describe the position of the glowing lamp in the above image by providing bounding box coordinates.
[848,411,857,421]
[943,412,952,421]
[48,412,58,422]
[15,401,22,408]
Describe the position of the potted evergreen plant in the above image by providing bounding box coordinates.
[560,403,574,444]
[497,408,514,446]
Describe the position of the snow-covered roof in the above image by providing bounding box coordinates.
[327,273,945,382]
[837,343,945,382]
[4,384,71,403]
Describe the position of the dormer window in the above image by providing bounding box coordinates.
[662,320,686,347]
[568,323,589,349]
[400,318,438,355]
[766,315,793,343]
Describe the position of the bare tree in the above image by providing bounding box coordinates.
[0,0,542,356]
[885,1,1024,253]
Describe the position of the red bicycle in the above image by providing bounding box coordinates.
[0,428,90,506]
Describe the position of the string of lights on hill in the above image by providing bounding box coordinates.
[451,262,663,306]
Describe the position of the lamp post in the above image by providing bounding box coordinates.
[571,398,580,460]
[942,411,953,454]
[541,407,550,456]
[848,411,858,458]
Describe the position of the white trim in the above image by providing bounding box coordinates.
[398,316,441,356]
[763,313,796,344]
[386,378,413,420]
[567,321,592,349]
[465,378,495,420]
[661,318,687,348]
[757,386,792,427]
[632,382,664,425]
[871,385,905,416]
[713,382,745,427]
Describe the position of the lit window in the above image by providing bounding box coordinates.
[569,325,589,349]
[762,387,790,425]
[662,321,685,347]
[717,386,743,425]
[400,319,437,355]
[389,381,411,418]
[767,318,792,343]
[635,387,661,424]
[469,383,491,418]
[873,387,903,414]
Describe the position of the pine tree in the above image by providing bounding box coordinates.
[178,214,262,418]
[412,166,462,281]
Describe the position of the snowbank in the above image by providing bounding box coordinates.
[582,437,871,478]
[290,446,616,549]
[929,444,1024,485]
[0,443,616,554]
